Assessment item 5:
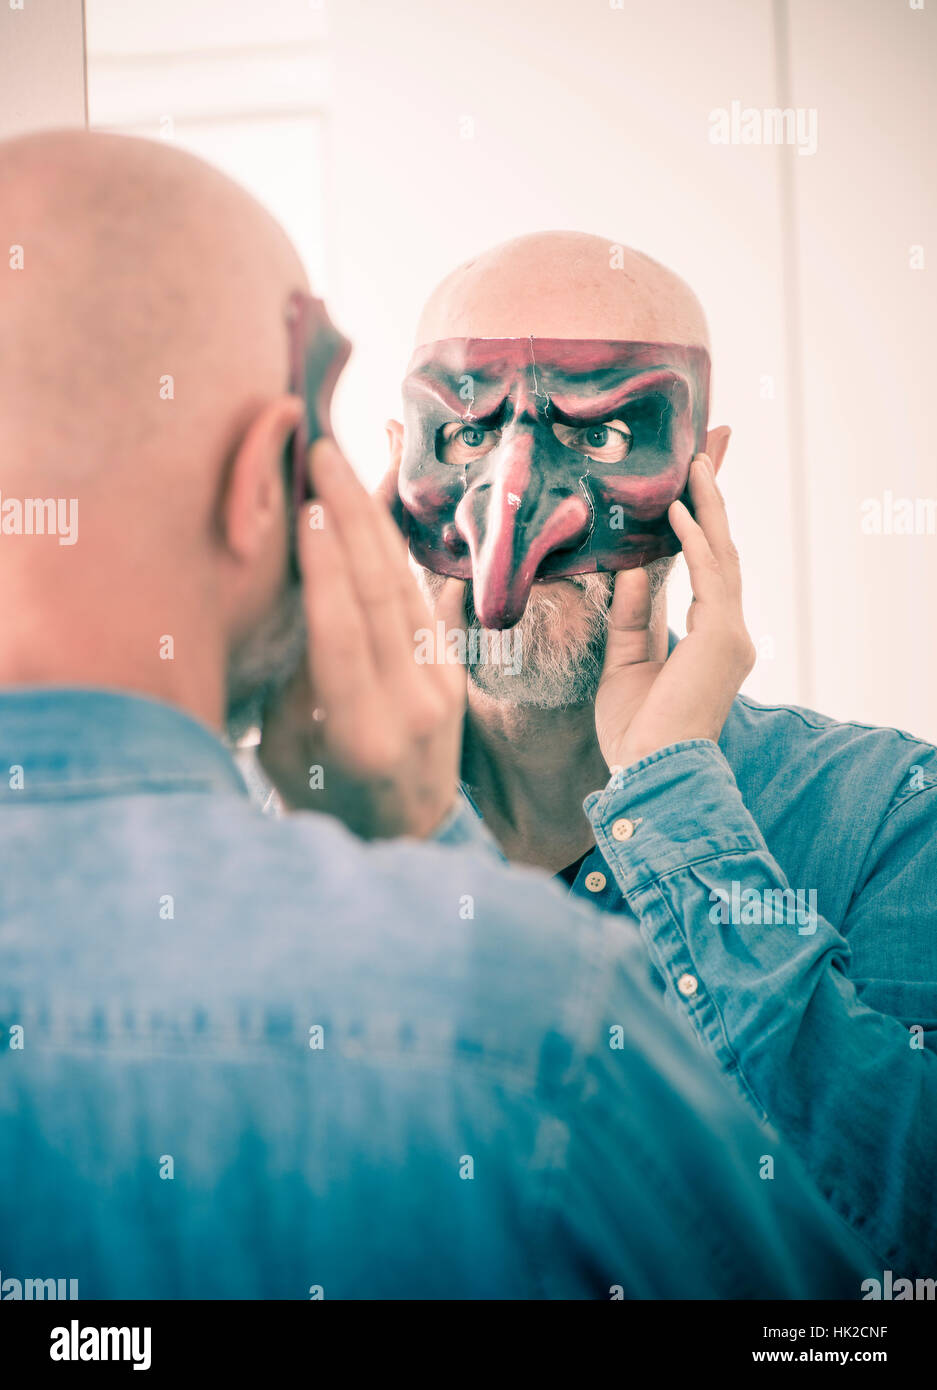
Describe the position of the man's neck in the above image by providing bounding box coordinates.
[0,563,226,732]
[459,604,672,873]
[461,689,609,873]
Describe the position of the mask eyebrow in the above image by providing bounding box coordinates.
[403,370,511,422]
[548,368,690,423]
[549,403,632,429]
[437,408,504,432]
[463,405,508,429]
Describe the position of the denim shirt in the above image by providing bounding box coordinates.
[0,688,870,1299]
[523,681,937,1277]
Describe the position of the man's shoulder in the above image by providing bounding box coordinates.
[723,691,937,817]
[246,797,636,1005]
[8,785,653,1084]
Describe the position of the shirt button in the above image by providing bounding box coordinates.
[677,973,699,998]
[584,871,607,893]
[611,817,636,841]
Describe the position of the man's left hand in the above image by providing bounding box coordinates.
[595,454,756,774]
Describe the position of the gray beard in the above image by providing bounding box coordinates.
[420,557,674,710]
[225,580,307,744]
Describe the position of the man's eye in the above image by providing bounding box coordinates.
[437,422,501,464]
[552,418,633,463]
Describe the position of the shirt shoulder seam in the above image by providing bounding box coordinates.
[734,694,936,749]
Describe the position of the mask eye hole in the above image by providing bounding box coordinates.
[553,418,633,463]
[437,421,501,464]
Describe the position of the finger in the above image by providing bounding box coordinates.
[686,455,742,599]
[311,439,416,676]
[435,576,466,632]
[669,498,726,606]
[370,499,451,685]
[374,463,405,529]
[367,495,437,634]
[371,486,412,568]
[432,578,468,677]
[367,475,452,699]
[311,439,399,599]
[602,568,655,669]
[313,439,408,587]
[298,499,379,715]
[312,442,454,718]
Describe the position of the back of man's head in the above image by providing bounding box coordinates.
[0,130,308,726]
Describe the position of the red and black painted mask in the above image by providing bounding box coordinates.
[286,290,351,513]
[400,337,710,629]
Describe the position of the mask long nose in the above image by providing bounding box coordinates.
[454,431,592,628]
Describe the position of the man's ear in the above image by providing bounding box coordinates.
[221,395,303,563]
[377,418,405,526]
[705,425,731,477]
[385,418,404,471]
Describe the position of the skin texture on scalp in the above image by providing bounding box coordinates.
[0,129,308,728]
[415,232,711,349]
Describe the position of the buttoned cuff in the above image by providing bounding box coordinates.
[584,740,766,891]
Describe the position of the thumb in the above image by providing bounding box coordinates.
[602,568,654,673]
[435,576,467,637]
[434,577,468,684]
[374,450,405,530]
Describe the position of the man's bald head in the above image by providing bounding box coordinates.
[0,129,306,511]
[414,230,709,349]
[0,129,312,729]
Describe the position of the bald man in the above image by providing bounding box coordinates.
[385,232,937,1278]
[0,132,871,1300]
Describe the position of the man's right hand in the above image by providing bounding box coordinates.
[259,439,467,840]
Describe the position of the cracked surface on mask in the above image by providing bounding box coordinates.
[399,336,710,629]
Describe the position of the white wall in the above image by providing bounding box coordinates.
[84,0,331,288]
[0,0,86,137]
[787,0,937,738]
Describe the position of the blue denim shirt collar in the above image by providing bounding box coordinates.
[0,687,247,801]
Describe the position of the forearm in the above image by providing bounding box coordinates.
[586,740,937,1273]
